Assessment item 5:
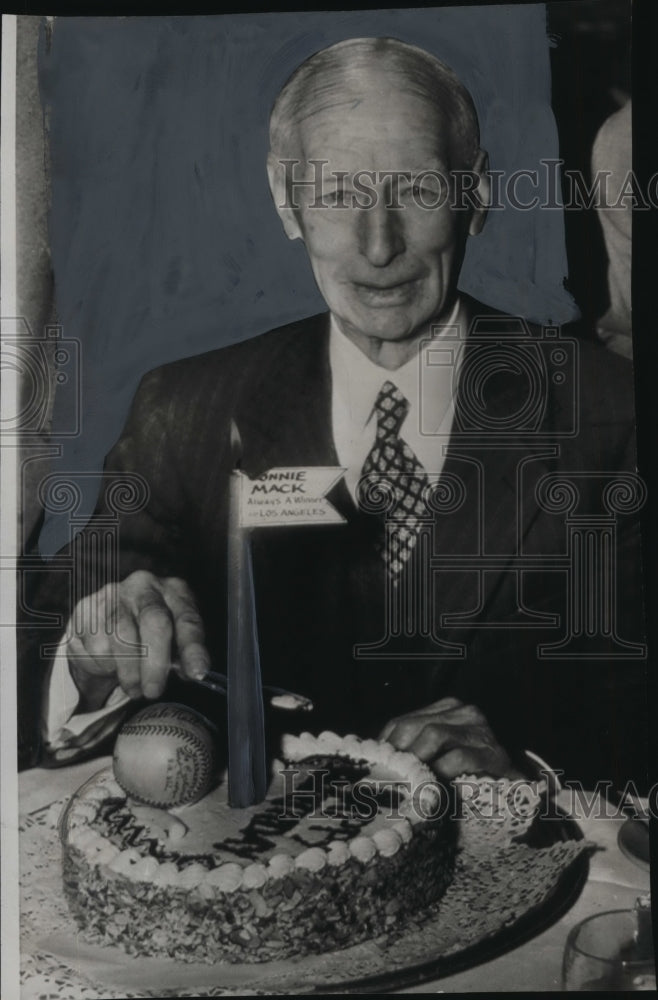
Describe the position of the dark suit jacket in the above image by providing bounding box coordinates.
[21,300,648,787]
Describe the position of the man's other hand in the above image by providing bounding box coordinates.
[380,697,524,780]
[66,571,210,711]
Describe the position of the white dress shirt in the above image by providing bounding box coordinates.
[330,298,463,502]
[43,299,465,754]
[42,651,132,760]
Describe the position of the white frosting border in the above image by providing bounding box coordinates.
[65,732,441,889]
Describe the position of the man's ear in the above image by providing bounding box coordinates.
[267,152,304,242]
[468,148,490,237]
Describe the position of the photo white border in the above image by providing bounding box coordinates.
[1,12,20,1000]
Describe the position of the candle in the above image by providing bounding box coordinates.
[227,422,267,807]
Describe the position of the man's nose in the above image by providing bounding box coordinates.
[358,199,405,267]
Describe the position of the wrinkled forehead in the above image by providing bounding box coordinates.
[291,73,455,169]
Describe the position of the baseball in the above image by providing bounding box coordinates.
[113,703,220,808]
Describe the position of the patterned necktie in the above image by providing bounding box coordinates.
[359,381,430,582]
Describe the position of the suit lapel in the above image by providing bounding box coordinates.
[233,314,358,520]
[430,303,558,645]
[234,314,338,476]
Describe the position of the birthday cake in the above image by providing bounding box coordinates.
[60,730,456,964]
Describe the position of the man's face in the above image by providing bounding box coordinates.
[273,80,478,346]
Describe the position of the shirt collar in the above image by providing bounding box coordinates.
[329,297,463,431]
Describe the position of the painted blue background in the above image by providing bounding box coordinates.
[38,7,577,554]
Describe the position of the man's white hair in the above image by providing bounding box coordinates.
[269,36,480,169]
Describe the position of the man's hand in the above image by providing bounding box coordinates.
[380,697,524,780]
[66,571,210,711]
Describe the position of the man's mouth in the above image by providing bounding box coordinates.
[352,278,419,306]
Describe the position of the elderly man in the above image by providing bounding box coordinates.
[32,38,645,787]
